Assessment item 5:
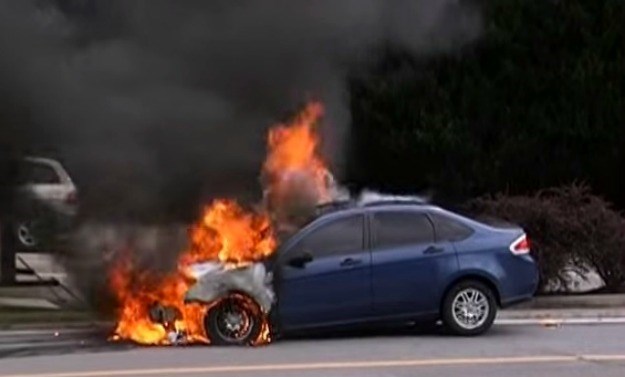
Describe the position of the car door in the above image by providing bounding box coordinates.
[277,213,371,330]
[370,209,459,318]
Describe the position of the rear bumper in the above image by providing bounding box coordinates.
[499,254,540,308]
[501,293,535,308]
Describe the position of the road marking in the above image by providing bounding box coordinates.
[2,354,625,377]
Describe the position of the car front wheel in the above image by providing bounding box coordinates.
[442,280,497,336]
[205,295,262,346]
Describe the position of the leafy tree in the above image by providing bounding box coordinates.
[348,0,625,209]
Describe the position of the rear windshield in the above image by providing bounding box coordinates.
[428,212,474,242]
[471,214,519,229]
[17,161,61,185]
[428,204,520,231]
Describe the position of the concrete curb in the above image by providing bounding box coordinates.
[0,321,111,332]
[0,297,60,310]
[516,294,625,309]
[496,317,625,326]
[500,308,625,319]
[498,307,625,325]
[0,327,105,337]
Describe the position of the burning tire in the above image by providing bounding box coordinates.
[441,280,497,336]
[205,294,262,346]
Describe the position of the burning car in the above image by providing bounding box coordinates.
[112,197,538,346]
[108,102,538,346]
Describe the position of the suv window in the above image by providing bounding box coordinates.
[17,162,60,185]
[372,211,434,249]
[290,215,364,258]
[429,213,474,242]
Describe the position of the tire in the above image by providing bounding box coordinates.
[14,221,40,251]
[442,280,497,336]
[205,295,262,346]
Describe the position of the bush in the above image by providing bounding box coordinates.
[466,184,625,292]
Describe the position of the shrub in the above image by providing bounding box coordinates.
[466,184,625,292]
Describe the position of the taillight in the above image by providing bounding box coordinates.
[510,234,531,255]
[65,191,78,205]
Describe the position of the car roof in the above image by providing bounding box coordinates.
[314,199,439,220]
[21,156,74,183]
[23,156,63,166]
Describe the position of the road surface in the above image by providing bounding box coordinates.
[0,324,624,377]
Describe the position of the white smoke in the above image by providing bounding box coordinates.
[356,190,431,206]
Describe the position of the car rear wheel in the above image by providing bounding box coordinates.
[205,295,262,346]
[15,221,39,251]
[442,280,497,336]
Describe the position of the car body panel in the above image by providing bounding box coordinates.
[370,240,458,317]
[278,250,372,330]
[450,219,539,306]
[273,202,539,333]
[276,210,372,330]
[368,208,459,317]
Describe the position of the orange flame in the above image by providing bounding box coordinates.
[262,102,335,230]
[263,101,332,205]
[109,101,331,346]
[182,199,276,267]
[108,253,211,345]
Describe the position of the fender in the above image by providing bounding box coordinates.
[440,268,502,305]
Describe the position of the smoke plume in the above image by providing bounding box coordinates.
[1,1,481,307]
[0,0,481,220]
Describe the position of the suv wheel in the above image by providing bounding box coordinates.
[442,280,497,336]
[15,221,39,250]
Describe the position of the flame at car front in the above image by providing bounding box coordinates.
[108,101,334,346]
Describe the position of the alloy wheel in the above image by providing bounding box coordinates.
[451,288,490,330]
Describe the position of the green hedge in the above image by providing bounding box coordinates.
[466,184,625,292]
[347,0,625,210]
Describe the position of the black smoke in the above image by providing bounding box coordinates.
[0,0,481,221]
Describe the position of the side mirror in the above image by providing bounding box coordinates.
[287,252,313,269]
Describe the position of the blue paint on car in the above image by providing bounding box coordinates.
[273,201,539,335]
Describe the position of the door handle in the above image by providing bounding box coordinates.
[423,246,444,255]
[340,258,362,267]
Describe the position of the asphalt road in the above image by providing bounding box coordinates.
[0,324,624,377]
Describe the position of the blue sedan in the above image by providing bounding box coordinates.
[205,200,539,344]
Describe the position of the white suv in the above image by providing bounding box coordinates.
[15,157,78,251]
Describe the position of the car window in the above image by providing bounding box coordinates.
[372,211,434,249]
[290,215,364,258]
[429,213,474,242]
[17,162,61,185]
